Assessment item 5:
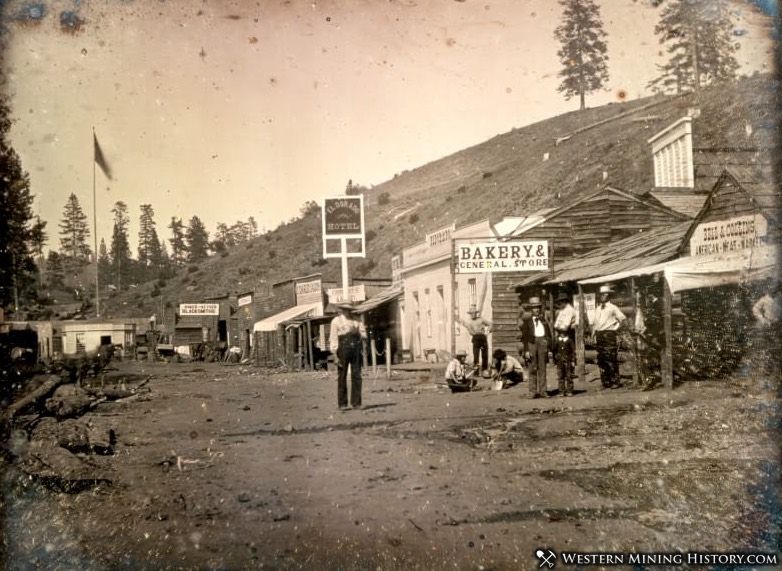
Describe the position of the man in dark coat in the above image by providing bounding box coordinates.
[519,296,552,398]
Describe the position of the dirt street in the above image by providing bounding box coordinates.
[3,361,780,570]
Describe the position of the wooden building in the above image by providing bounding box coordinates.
[61,320,137,355]
[490,186,690,356]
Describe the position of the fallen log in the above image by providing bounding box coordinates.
[45,385,94,419]
[32,417,115,455]
[2,375,63,422]
[16,440,112,493]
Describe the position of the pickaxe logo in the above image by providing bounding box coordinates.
[536,549,556,568]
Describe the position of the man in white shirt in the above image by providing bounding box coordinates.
[519,296,552,398]
[492,348,525,388]
[329,303,367,410]
[590,284,626,389]
[457,306,493,376]
[553,293,576,396]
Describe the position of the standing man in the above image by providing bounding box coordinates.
[553,292,576,396]
[591,284,626,389]
[519,296,552,399]
[458,306,493,377]
[329,302,367,410]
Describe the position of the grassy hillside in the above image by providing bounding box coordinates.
[102,75,778,318]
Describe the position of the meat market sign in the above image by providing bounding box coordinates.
[455,240,549,273]
[689,214,768,257]
[179,303,220,316]
[323,196,364,237]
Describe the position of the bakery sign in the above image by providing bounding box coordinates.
[689,214,768,257]
[179,303,220,316]
[455,240,549,273]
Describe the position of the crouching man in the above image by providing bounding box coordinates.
[445,350,476,393]
[492,348,526,389]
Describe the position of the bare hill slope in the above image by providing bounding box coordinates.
[103,75,778,318]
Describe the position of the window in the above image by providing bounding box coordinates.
[424,288,432,337]
[468,278,477,308]
[75,333,85,354]
[453,282,460,335]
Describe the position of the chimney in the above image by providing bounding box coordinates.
[648,117,694,189]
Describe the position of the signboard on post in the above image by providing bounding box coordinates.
[237,293,253,307]
[322,196,365,258]
[322,195,366,303]
[327,285,366,304]
[689,214,768,257]
[455,240,549,273]
[179,303,220,316]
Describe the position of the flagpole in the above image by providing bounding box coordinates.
[93,126,100,318]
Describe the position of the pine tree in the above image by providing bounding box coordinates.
[185,216,210,263]
[138,204,163,278]
[98,238,111,291]
[650,0,739,94]
[45,250,65,289]
[554,0,610,110]
[110,201,133,290]
[168,217,187,267]
[58,193,91,277]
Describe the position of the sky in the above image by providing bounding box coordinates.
[2,0,776,255]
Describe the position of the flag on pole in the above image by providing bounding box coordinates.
[94,132,113,180]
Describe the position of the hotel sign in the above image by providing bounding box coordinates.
[455,240,549,273]
[689,214,768,257]
[179,303,220,316]
[323,196,364,237]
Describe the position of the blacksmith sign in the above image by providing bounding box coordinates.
[323,196,364,237]
[179,303,220,316]
[455,240,549,273]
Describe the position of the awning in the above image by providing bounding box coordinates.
[252,302,322,333]
[580,245,778,294]
[353,287,403,314]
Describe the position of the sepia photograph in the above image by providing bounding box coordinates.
[0,0,780,569]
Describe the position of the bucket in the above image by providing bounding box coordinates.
[491,378,504,391]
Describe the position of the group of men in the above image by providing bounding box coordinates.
[328,286,628,410]
[446,285,627,397]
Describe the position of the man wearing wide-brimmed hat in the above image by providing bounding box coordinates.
[329,302,367,410]
[553,292,576,396]
[590,284,626,389]
[519,296,552,398]
[445,349,476,392]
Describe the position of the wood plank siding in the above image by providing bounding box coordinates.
[491,187,688,355]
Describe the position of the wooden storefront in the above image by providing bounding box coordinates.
[491,186,691,356]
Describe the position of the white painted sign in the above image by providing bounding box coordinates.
[573,293,596,326]
[455,241,549,273]
[237,294,253,307]
[179,303,220,316]
[426,224,455,247]
[689,214,768,257]
[327,285,366,304]
[295,279,323,305]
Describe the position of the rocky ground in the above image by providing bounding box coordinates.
[2,360,780,570]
